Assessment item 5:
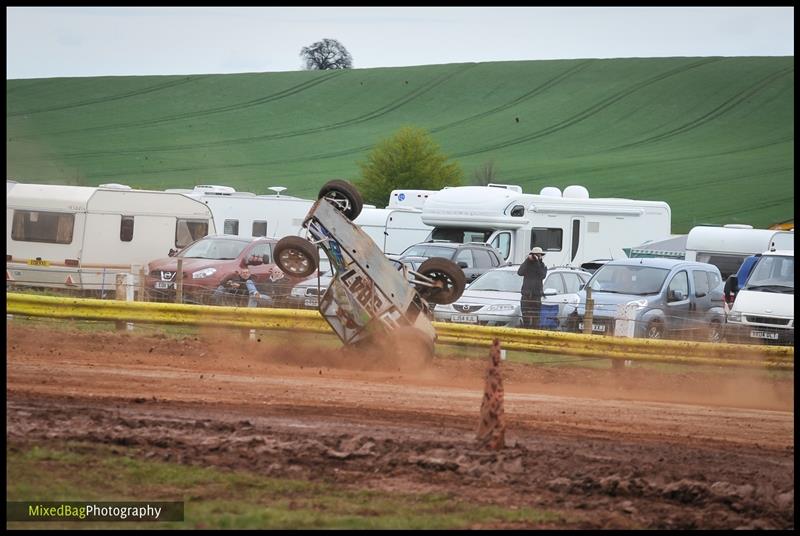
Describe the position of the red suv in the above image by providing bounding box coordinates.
[145,235,299,305]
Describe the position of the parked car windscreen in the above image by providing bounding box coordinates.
[587,265,670,295]
[179,238,250,260]
[469,270,522,292]
[743,255,794,292]
[400,244,455,258]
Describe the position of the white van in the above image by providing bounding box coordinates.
[725,249,794,346]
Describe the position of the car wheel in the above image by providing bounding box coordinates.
[708,320,723,343]
[318,179,363,220]
[274,236,319,278]
[645,320,664,339]
[414,258,467,305]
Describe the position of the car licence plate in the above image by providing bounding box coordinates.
[750,330,779,340]
[578,322,606,333]
[154,281,175,289]
[451,314,478,324]
[304,297,319,307]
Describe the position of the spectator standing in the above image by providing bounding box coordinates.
[517,247,548,328]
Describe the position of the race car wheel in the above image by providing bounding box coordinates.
[415,258,466,305]
[274,236,319,278]
[318,179,363,220]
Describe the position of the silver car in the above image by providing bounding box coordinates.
[433,266,591,328]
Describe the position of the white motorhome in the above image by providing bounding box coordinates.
[684,225,794,278]
[420,184,672,267]
[7,182,215,292]
[165,185,314,239]
[354,189,436,255]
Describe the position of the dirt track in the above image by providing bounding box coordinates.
[6,323,795,529]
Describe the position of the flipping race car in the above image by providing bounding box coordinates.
[273,180,466,359]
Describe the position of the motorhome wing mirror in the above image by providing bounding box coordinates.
[457,261,468,269]
[543,288,557,296]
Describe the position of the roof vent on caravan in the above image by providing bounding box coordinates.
[267,187,287,197]
[98,183,132,190]
[388,189,433,209]
[563,185,590,199]
[539,187,562,198]
[487,183,523,193]
[194,185,236,195]
[723,224,754,229]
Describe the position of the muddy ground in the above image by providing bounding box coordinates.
[6,323,795,529]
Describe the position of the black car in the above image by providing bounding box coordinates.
[393,242,506,284]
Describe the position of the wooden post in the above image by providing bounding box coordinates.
[176,258,183,304]
[115,273,126,331]
[138,267,146,302]
[583,286,594,335]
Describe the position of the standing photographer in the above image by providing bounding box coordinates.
[517,247,548,329]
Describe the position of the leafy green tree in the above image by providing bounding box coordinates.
[355,126,463,207]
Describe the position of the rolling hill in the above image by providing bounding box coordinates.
[6,56,794,233]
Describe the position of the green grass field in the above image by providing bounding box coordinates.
[7,443,564,529]
[6,56,794,232]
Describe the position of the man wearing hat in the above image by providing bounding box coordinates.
[517,247,548,329]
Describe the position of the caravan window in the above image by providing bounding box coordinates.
[120,216,134,242]
[224,219,239,236]
[431,228,493,244]
[531,227,563,252]
[11,210,74,244]
[252,221,267,237]
[175,219,209,248]
[695,253,747,280]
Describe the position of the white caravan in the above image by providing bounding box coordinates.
[354,189,436,255]
[7,182,215,293]
[684,224,794,279]
[164,185,314,239]
[420,184,672,268]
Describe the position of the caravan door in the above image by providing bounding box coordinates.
[569,217,584,266]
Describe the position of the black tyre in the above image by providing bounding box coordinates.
[274,236,319,278]
[415,258,466,305]
[645,320,664,339]
[318,179,363,220]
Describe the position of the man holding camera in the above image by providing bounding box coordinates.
[517,246,548,329]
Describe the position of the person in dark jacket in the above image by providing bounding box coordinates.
[517,247,548,328]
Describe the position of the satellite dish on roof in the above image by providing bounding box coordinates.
[539,187,562,198]
[563,185,589,199]
[268,186,287,197]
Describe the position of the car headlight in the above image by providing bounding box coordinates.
[291,287,307,297]
[728,310,742,322]
[486,304,515,312]
[191,267,217,279]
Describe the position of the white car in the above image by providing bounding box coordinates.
[433,265,591,328]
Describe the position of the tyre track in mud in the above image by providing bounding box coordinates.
[6,324,794,528]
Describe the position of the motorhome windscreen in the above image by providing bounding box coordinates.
[588,265,670,295]
[179,238,249,260]
[744,256,794,292]
[11,210,74,244]
[469,270,522,292]
[430,228,493,244]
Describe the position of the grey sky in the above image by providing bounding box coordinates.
[6,6,795,80]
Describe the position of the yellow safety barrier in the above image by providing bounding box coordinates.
[6,292,793,370]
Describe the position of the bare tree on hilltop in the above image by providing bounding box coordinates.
[300,38,353,70]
